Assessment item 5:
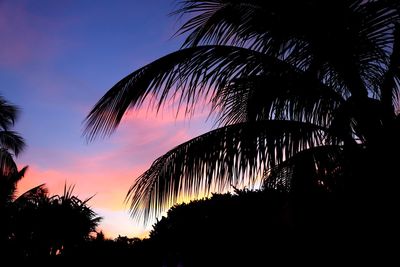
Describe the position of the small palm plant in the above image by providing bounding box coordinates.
[13,184,102,257]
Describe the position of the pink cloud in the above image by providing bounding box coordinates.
[120,90,213,125]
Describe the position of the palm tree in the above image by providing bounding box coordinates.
[0,95,27,243]
[84,0,400,223]
[0,95,26,202]
[0,95,25,172]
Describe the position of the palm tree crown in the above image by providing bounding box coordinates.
[84,0,400,222]
[0,95,26,206]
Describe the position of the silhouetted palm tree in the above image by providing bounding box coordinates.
[0,95,27,206]
[0,95,27,244]
[0,96,25,175]
[84,0,400,222]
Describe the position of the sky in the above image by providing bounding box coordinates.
[0,0,212,238]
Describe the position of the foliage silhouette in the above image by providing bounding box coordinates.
[8,184,102,257]
[84,0,400,236]
[147,189,294,266]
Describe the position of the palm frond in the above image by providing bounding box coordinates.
[14,183,48,204]
[0,165,28,205]
[214,70,345,127]
[0,130,26,156]
[0,148,17,176]
[0,95,19,130]
[84,45,292,140]
[126,120,327,222]
[338,0,399,95]
[174,0,271,50]
[329,97,386,144]
[8,165,28,185]
[263,145,344,193]
[381,24,400,116]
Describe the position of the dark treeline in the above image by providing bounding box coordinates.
[23,188,329,265]
[24,186,383,265]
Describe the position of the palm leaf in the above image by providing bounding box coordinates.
[84,45,300,140]
[14,183,48,204]
[263,145,344,193]
[0,130,26,156]
[0,95,19,130]
[214,70,345,127]
[329,97,386,144]
[174,0,271,50]
[0,148,17,176]
[381,24,400,116]
[0,166,28,204]
[126,120,326,222]
[0,167,25,206]
[8,165,28,185]
[4,166,28,200]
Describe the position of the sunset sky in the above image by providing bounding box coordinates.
[0,0,212,238]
